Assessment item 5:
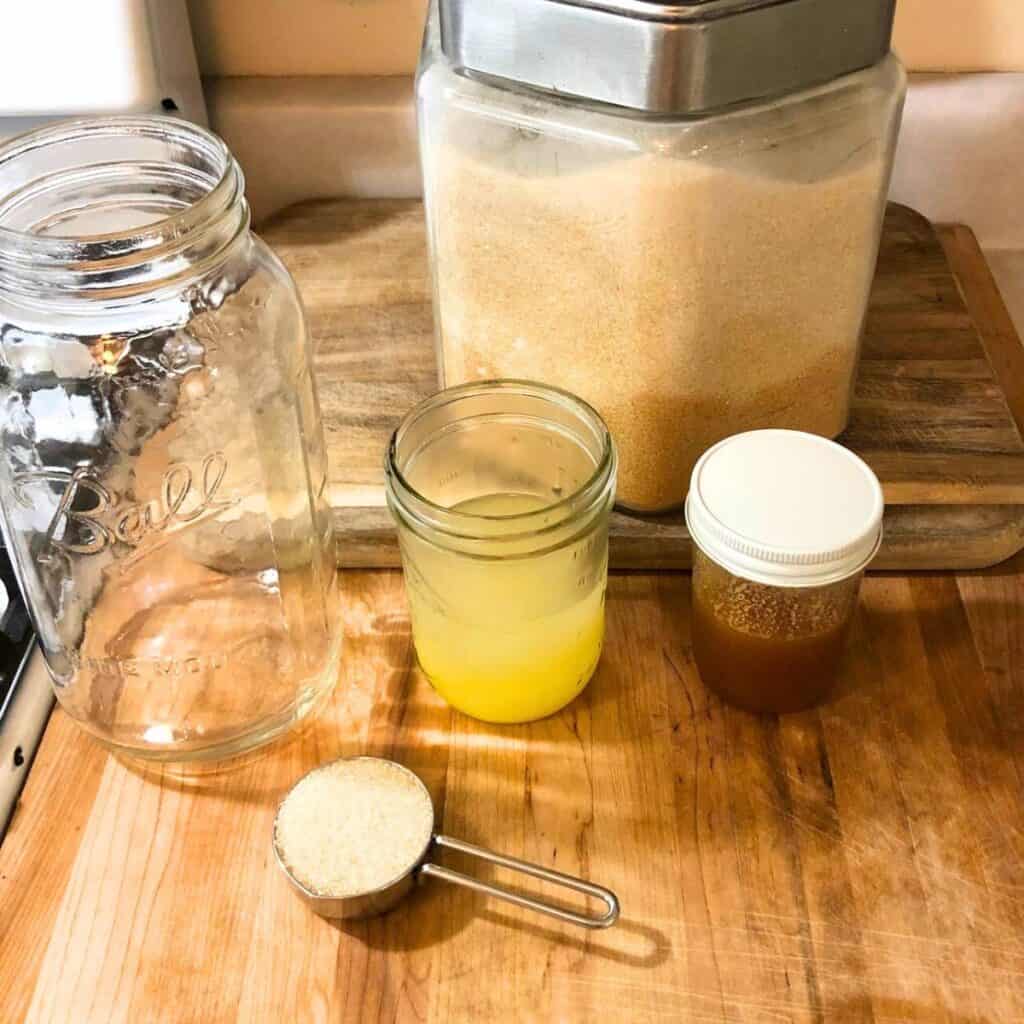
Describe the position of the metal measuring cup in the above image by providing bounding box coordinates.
[273,756,620,928]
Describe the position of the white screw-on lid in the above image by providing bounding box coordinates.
[685,430,884,588]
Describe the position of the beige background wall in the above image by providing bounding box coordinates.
[894,0,1024,71]
[188,0,1024,77]
[187,0,424,77]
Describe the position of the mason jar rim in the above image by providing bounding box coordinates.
[0,115,246,298]
[385,379,616,551]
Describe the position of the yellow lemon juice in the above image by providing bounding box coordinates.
[401,492,607,723]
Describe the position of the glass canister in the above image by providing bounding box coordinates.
[385,381,615,724]
[0,117,341,762]
[417,0,906,512]
[685,430,884,714]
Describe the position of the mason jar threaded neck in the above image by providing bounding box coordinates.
[0,116,248,301]
[385,380,617,559]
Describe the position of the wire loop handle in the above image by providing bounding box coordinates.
[420,834,620,929]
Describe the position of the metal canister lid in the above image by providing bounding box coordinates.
[438,0,897,115]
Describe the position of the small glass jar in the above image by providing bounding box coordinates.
[685,430,883,714]
[417,0,906,512]
[0,117,341,762]
[385,381,616,723]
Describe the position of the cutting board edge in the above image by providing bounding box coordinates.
[937,222,1024,440]
[333,503,1024,572]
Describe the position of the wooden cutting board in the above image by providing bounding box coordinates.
[263,201,1024,570]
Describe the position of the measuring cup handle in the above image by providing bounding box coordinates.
[419,834,619,929]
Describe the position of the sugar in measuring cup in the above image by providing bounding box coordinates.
[273,756,620,927]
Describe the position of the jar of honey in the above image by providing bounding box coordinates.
[685,430,883,714]
[385,381,616,723]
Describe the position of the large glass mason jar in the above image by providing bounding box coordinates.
[0,118,341,762]
[417,0,906,512]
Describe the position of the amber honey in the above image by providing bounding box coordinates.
[691,547,861,714]
[684,431,882,714]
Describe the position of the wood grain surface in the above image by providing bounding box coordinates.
[3,556,1024,1022]
[4,202,1024,1022]
[263,199,1024,571]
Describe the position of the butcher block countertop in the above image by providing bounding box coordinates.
[3,212,1024,1022]
[3,557,1024,1022]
